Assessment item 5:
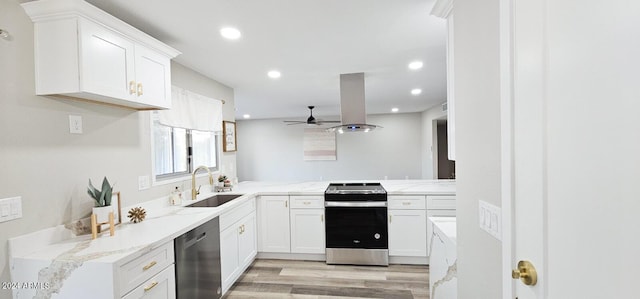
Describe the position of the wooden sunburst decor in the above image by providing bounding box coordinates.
[127,207,146,223]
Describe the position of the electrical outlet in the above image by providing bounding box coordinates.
[138,175,150,190]
[69,115,83,134]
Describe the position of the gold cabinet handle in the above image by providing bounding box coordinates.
[512,260,538,286]
[142,260,157,271]
[129,81,136,95]
[321,214,324,222]
[402,202,411,206]
[285,201,288,208]
[389,215,392,223]
[137,83,143,96]
[304,201,310,205]
[238,226,243,235]
[144,281,158,292]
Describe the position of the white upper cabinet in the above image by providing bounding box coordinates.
[431,0,455,160]
[21,0,180,110]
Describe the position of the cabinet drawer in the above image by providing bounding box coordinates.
[221,198,256,231]
[290,195,324,209]
[122,264,176,299]
[388,195,426,210]
[426,195,456,210]
[119,242,174,297]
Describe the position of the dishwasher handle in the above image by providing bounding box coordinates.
[179,231,208,250]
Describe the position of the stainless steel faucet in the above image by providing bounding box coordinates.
[191,165,214,200]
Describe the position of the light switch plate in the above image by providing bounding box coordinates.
[69,115,83,134]
[479,200,502,241]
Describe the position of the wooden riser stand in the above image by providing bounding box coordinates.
[91,211,115,239]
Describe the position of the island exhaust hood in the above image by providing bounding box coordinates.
[327,73,381,133]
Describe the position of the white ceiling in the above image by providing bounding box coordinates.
[86,0,447,120]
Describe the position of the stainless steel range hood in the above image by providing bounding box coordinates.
[328,73,381,133]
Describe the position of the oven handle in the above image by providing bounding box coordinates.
[325,201,387,208]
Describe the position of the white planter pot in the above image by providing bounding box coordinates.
[92,206,112,223]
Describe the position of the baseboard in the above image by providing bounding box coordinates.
[256,252,429,265]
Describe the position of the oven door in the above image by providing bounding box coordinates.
[325,202,388,249]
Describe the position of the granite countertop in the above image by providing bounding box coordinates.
[10,180,456,265]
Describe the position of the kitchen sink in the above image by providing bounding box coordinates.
[186,194,244,208]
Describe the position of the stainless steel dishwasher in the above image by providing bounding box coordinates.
[174,217,222,299]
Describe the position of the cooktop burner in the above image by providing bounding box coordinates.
[324,183,387,202]
[324,183,387,194]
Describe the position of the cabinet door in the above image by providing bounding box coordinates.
[220,225,240,293]
[122,264,176,299]
[257,196,290,253]
[238,212,257,268]
[388,209,427,257]
[79,18,136,101]
[134,44,171,109]
[290,209,325,254]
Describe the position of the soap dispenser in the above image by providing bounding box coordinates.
[170,186,182,205]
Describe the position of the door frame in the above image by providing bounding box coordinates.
[499,0,515,296]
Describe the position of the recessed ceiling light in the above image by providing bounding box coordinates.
[411,88,422,95]
[220,27,241,40]
[267,70,281,79]
[391,107,399,113]
[408,61,423,70]
[243,114,251,119]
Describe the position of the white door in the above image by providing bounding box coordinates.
[290,209,325,254]
[502,0,640,298]
[257,196,290,253]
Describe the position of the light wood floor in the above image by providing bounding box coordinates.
[223,259,430,299]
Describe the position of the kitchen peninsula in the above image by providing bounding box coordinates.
[9,180,455,298]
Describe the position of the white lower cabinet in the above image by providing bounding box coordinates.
[220,199,257,295]
[117,241,175,299]
[388,209,427,257]
[257,195,291,253]
[290,209,325,254]
[122,264,176,299]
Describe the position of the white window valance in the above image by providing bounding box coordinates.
[157,85,223,133]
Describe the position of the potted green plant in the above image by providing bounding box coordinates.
[217,175,227,187]
[88,177,114,223]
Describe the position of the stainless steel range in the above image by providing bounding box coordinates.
[324,183,388,266]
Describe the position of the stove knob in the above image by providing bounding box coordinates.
[374,233,381,239]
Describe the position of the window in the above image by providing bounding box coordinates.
[153,121,219,180]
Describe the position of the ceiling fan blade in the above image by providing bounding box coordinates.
[317,120,341,123]
[283,120,306,123]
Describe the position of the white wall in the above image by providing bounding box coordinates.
[421,103,447,179]
[237,113,424,181]
[454,0,503,298]
[0,1,235,292]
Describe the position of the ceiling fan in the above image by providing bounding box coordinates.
[283,106,341,126]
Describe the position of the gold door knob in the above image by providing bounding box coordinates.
[512,260,537,286]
